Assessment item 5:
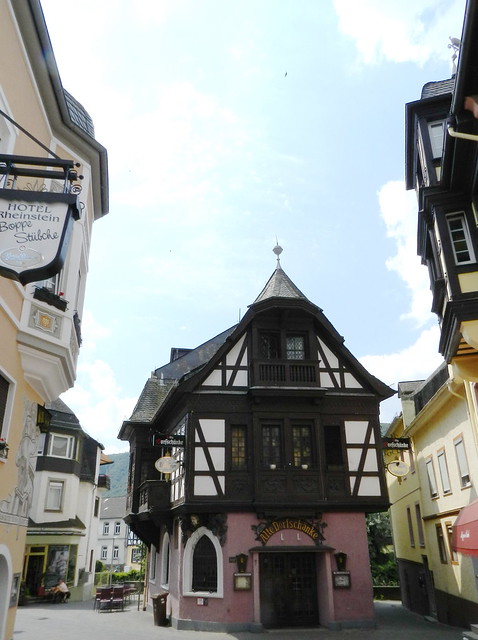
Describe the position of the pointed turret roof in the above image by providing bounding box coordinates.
[253,265,308,303]
[253,243,308,304]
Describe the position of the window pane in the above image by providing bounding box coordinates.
[448,214,474,264]
[436,525,447,563]
[292,425,312,467]
[192,536,217,592]
[407,507,415,547]
[49,434,75,459]
[46,481,63,510]
[426,459,438,497]
[262,425,282,467]
[446,524,459,563]
[437,451,451,493]
[428,121,444,159]
[324,425,344,471]
[415,503,425,547]
[231,425,247,470]
[286,335,305,360]
[260,333,280,359]
[455,438,470,487]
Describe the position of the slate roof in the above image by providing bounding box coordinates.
[64,89,95,138]
[45,398,82,431]
[101,496,127,519]
[421,77,455,99]
[253,265,308,304]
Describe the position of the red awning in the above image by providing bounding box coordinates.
[453,499,478,557]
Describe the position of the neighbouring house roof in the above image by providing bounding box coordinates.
[101,496,127,519]
[46,398,82,431]
[28,515,86,533]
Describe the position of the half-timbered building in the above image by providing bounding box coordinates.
[119,249,394,632]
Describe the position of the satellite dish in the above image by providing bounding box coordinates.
[387,460,410,478]
[155,456,180,474]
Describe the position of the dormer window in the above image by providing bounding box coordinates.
[417,116,446,186]
[259,331,306,360]
[428,120,445,159]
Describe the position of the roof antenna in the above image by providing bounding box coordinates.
[448,37,461,76]
[273,239,283,267]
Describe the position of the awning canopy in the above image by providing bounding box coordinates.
[452,499,478,556]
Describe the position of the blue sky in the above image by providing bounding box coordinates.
[40,0,467,452]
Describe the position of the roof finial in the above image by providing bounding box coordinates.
[273,241,283,266]
[448,36,461,76]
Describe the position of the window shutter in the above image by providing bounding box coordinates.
[0,374,9,432]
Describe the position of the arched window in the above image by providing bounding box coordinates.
[160,532,170,589]
[192,535,217,592]
[183,527,223,598]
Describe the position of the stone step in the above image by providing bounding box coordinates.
[463,632,478,640]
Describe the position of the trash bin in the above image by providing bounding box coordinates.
[152,592,168,626]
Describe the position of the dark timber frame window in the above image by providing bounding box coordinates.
[286,335,305,360]
[292,425,312,467]
[192,535,217,592]
[261,420,316,469]
[259,331,307,360]
[260,332,280,359]
[231,425,247,470]
[262,424,282,468]
[324,424,344,471]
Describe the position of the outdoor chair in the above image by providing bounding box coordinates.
[111,585,125,611]
[96,586,113,612]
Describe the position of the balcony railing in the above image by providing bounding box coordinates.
[138,480,171,514]
[97,474,111,490]
[254,360,319,386]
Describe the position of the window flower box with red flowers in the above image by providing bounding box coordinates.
[0,438,9,459]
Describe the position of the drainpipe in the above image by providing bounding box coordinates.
[447,125,478,141]
[447,116,478,142]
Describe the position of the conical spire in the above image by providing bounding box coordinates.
[253,243,308,304]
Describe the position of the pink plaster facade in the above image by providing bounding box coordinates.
[149,511,375,631]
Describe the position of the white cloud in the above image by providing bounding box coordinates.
[361,325,444,422]
[378,180,434,326]
[333,0,466,65]
[61,360,136,454]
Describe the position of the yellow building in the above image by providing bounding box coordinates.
[0,2,108,638]
[386,365,478,627]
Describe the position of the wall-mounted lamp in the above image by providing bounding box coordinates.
[334,551,347,572]
[236,553,248,573]
[36,404,52,432]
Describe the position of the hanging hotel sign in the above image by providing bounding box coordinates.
[382,437,410,450]
[152,432,185,447]
[0,190,80,285]
[253,517,326,546]
[154,456,181,474]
